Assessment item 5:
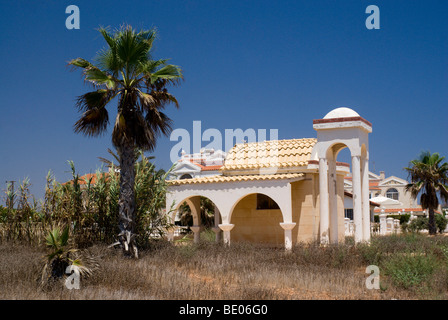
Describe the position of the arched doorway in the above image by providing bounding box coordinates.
[170,195,222,243]
[230,193,284,246]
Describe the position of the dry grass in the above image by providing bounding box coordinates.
[1,233,448,300]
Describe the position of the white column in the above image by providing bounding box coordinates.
[352,155,363,243]
[280,222,296,250]
[379,212,387,235]
[361,156,371,242]
[219,223,235,246]
[386,217,394,234]
[319,158,329,245]
[344,217,350,236]
[328,159,339,244]
[190,226,201,243]
[213,205,222,243]
[394,219,400,233]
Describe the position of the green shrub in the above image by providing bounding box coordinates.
[408,217,429,233]
[407,215,448,234]
[383,252,439,289]
[435,214,448,234]
[358,241,383,265]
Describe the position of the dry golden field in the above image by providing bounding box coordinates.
[2,232,448,301]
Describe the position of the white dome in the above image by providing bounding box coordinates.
[323,107,360,119]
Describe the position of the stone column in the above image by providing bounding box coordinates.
[328,159,338,244]
[361,156,371,242]
[386,217,394,234]
[280,222,296,250]
[344,217,350,236]
[394,219,400,233]
[219,223,235,246]
[349,220,354,235]
[190,225,202,243]
[213,205,222,243]
[352,155,363,243]
[319,157,330,245]
[379,213,387,235]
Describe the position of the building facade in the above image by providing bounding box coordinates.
[166,107,373,249]
[169,148,226,180]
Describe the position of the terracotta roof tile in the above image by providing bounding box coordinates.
[168,173,304,186]
[221,138,317,172]
[373,208,441,214]
[63,172,109,185]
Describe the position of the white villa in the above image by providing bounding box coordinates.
[169,148,226,180]
[165,107,373,249]
[343,170,421,219]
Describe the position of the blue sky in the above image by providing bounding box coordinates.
[0,0,447,202]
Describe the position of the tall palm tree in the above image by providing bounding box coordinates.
[404,151,448,235]
[68,25,183,257]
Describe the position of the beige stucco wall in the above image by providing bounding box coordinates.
[377,185,417,208]
[291,175,318,243]
[228,172,345,246]
[230,194,284,245]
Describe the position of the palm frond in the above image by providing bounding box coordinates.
[74,106,109,137]
[150,64,183,84]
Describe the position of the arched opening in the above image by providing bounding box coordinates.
[179,173,193,180]
[230,193,283,245]
[386,188,399,201]
[334,146,353,221]
[176,196,218,228]
[172,195,222,242]
[324,142,350,243]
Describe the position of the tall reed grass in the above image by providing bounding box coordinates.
[0,151,171,249]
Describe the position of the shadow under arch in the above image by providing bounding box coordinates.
[229,192,284,245]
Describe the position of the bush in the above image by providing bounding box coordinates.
[435,214,448,234]
[407,215,448,234]
[408,217,429,233]
[383,252,439,289]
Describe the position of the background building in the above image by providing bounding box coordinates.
[169,148,226,180]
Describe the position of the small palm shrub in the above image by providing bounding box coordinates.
[40,225,97,287]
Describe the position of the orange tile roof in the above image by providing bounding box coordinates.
[186,159,223,171]
[373,208,441,214]
[200,165,223,171]
[168,173,304,186]
[63,172,110,186]
[221,138,317,172]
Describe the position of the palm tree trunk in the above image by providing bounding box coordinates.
[118,141,138,258]
[428,208,437,235]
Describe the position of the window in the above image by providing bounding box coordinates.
[344,209,354,220]
[386,188,399,201]
[180,174,192,180]
[256,194,280,210]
